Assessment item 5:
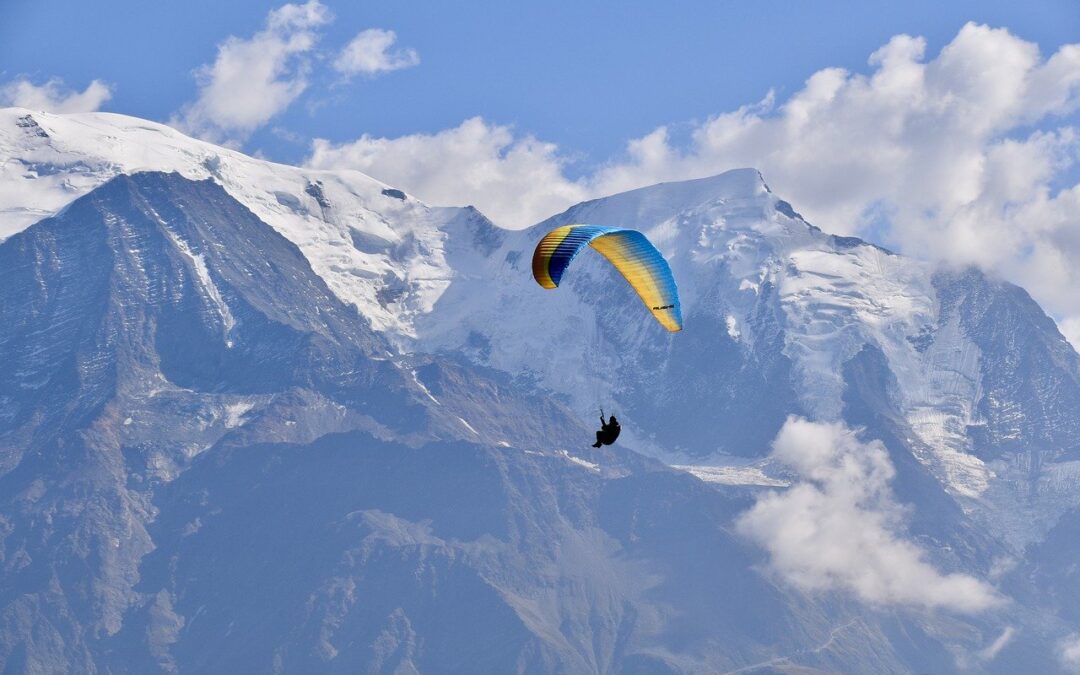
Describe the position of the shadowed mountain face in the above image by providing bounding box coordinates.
[2,165,1080,673]
[934,268,1080,460]
[0,172,390,434]
[105,432,797,674]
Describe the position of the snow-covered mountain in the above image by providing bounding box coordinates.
[0,108,473,338]
[3,108,1080,673]
[416,167,1080,548]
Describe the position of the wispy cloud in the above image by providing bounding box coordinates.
[1,77,112,113]
[334,28,419,77]
[171,0,332,144]
[978,626,1016,663]
[736,417,1002,613]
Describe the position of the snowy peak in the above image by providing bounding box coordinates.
[2,108,887,352]
[414,161,1080,552]
[546,168,772,226]
[416,166,907,416]
[536,168,815,254]
[0,108,464,337]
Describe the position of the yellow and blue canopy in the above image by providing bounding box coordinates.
[531,224,683,332]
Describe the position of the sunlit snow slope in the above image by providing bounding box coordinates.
[0,108,466,336]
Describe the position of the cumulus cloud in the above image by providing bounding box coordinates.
[307,117,589,227]
[307,23,1080,343]
[0,77,112,113]
[334,28,419,76]
[587,25,1080,225]
[736,417,1002,613]
[171,0,331,143]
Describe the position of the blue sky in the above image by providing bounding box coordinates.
[2,0,1077,166]
[3,0,1080,342]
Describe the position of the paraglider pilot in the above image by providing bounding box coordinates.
[592,410,621,448]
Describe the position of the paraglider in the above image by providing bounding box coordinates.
[592,410,621,448]
[531,224,682,448]
[531,224,683,332]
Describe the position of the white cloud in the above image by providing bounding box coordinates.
[1061,317,1080,351]
[1060,634,1080,672]
[307,117,589,227]
[171,0,331,143]
[334,28,419,76]
[0,77,112,113]
[587,24,1080,236]
[736,417,1002,614]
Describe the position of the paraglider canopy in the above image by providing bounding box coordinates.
[532,224,683,332]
